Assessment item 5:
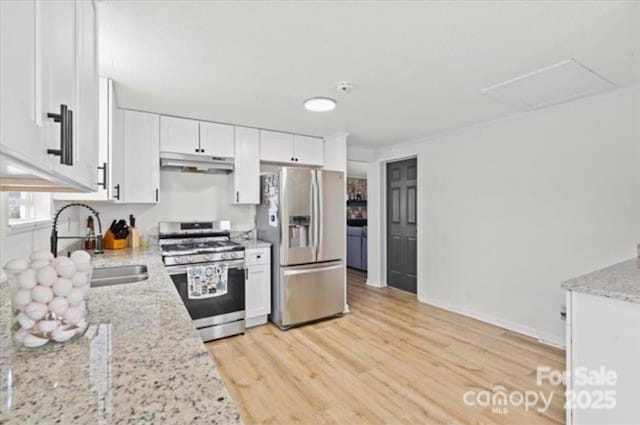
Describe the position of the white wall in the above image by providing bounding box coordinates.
[80,170,255,238]
[369,86,640,346]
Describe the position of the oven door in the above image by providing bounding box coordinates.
[167,259,245,328]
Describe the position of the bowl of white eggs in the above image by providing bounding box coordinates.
[3,250,93,349]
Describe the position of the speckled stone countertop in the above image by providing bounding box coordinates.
[232,238,272,250]
[562,257,640,303]
[0,247,241,424]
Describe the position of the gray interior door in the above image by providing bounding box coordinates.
[386,158,417,293]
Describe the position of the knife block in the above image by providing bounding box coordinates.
[104,230,128,250]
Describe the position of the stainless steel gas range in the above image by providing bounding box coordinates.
[159,221,245,341]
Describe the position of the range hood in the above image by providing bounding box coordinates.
[160,152,234,174]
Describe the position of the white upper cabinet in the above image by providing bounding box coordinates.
[259,130,324,166]
[259,130,295,163]
[121,110,160,204]
[160,115,199,154]
[230,126,260,204]
[0,0,47,169]
[199,121,234,158]
[294,135,324,166]
[0,0,98,191]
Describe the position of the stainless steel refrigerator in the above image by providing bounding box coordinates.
[257,167,345,329]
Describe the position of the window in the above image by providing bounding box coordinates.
[7,192,52,227]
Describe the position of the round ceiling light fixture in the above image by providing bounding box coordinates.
[304,97,336,112]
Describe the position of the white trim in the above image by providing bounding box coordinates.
[365,279,386,288]
[419,294,566,349]
[7,218,51,234]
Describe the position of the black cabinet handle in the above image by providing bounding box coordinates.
[236,191,239,203]
[98,162,107,189]
[155,188,159,202]
[114,184,120,200]
[47,104,73,165]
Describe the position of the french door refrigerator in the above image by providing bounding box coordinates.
[257,167,345,329]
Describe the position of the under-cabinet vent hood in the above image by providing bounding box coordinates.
[160,152,234,174]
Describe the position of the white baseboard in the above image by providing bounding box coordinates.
[418,295,565,349]
[365,279,386,288]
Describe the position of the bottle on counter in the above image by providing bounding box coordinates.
[85,216,96,251]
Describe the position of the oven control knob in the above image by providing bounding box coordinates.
[230,252,239,259]
[205,254,215,261]
[221,253,229,260]
[178,256,188,263]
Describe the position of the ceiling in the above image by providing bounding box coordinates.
[99,1,640,148]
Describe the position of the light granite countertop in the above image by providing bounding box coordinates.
[561,257,640,303]
[0,247,241,424]
[232,238,272,250]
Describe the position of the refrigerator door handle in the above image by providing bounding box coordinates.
[312,169,319,260]
[317,170,324,260]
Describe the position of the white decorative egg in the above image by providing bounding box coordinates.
[13,289,32,310]
[18,269,37,289]
[79,284,90,297]
[37,320,60,333]
[51,327,76,342]
[4,258,29,273]
[29,259,50,270]
[31,250,54,261]
[35,266,57,286]
[66,288,84,306]
[52,278,73,297]
[24,301,48,321]
[76,262,92,273]
[70,250,91,264]
[48,297,69,316]
[55,261,77,279]
[71,272,88,288]
[31,285,54,304]
[63,306,84,325]
[23,333,49,348]
[17,312,36,329]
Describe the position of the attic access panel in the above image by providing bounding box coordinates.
[481,59,615,111]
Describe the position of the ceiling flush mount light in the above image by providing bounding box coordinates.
[304,97,336,112]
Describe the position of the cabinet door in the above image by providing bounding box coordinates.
[231,126,259,204]
[259,130,294,163]
[72,0,98,189]
[199,121,234,157]
[122,110,160,203]
[41,0,76,171]
[160,115,199,154]
[294,135,324,166]
[110,107,124,203]
[0,0,46,168]
[246,263,271,322]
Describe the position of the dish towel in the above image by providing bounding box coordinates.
[187,263,228,299]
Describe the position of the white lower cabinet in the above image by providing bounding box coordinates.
[566,291,640,425]
[245,247,271,327]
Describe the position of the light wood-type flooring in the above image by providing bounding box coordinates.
[207,269,565,424]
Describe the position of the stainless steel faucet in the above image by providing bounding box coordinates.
[50,203,104,256]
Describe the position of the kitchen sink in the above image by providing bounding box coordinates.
[91,265,149,287]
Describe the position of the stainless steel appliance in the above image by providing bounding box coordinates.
[159,221,245,341]
[257,167,345,329]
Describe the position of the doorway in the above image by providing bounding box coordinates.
[386,158,417,293]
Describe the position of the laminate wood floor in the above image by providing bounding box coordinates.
[207,269,566,424]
